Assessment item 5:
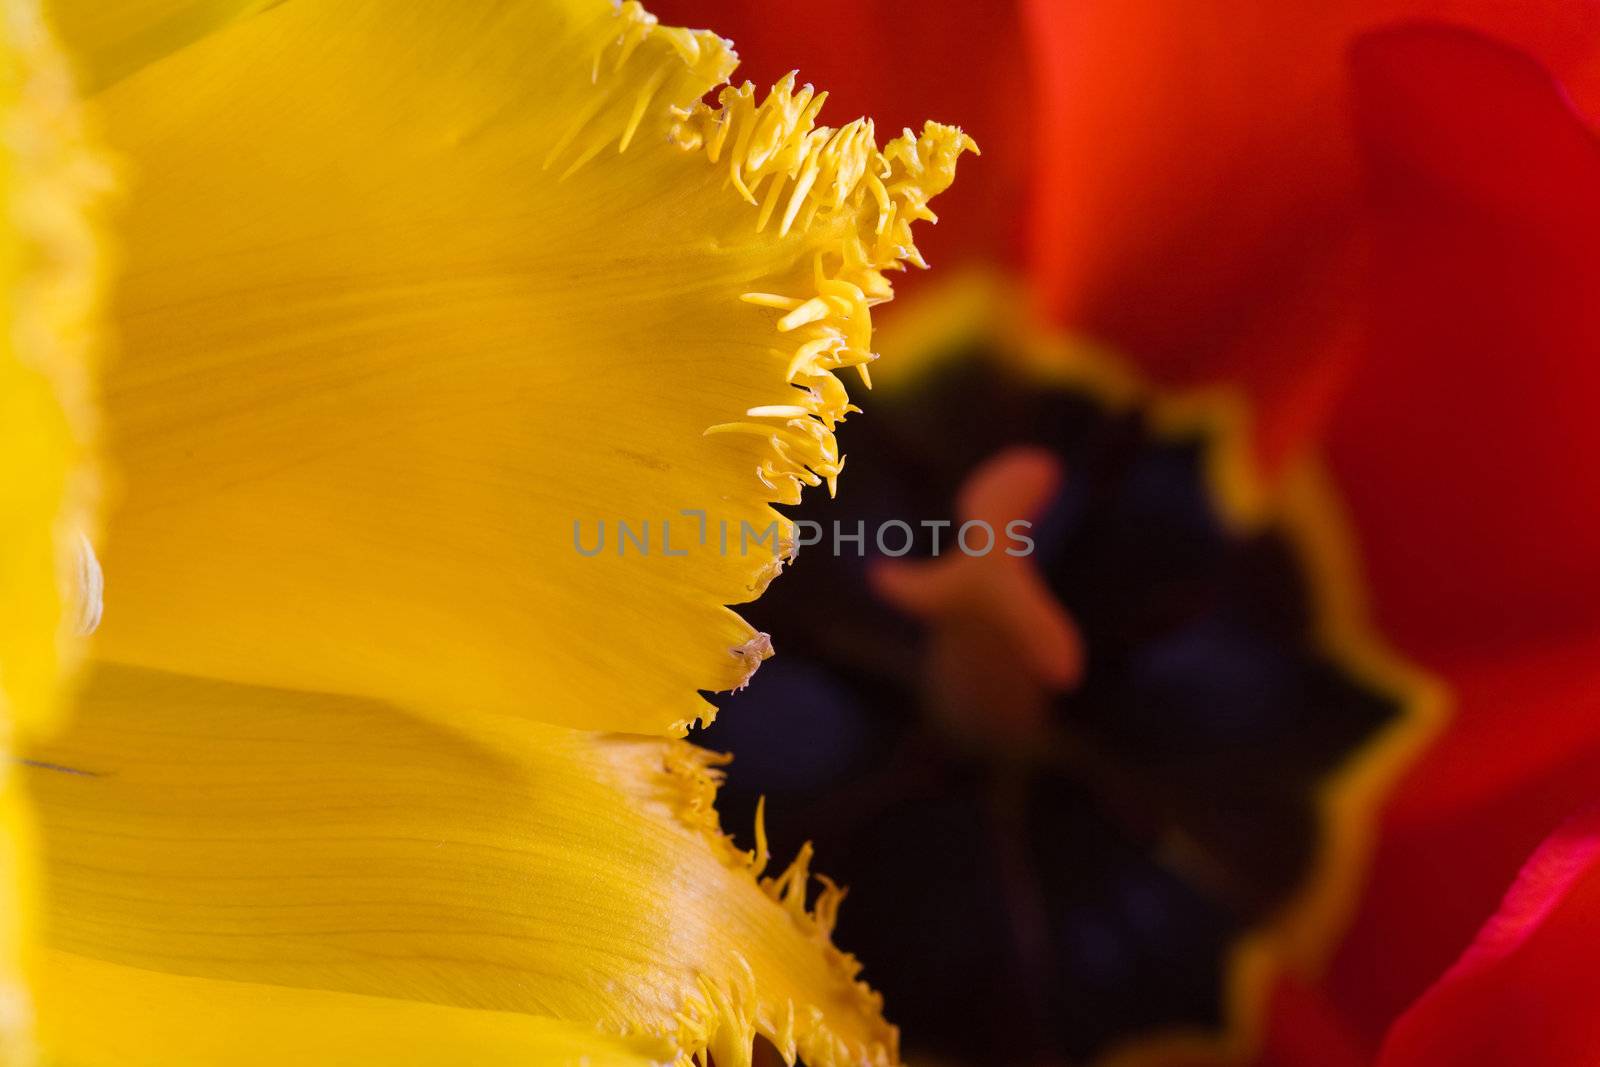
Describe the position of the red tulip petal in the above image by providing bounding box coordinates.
[1024,0,1600,479]
[1307,28,1600,1045]
[1024,1,1366,383]
[1373,806,1600,1067]
[1331,23,1600,663]
[646,0,1033,289]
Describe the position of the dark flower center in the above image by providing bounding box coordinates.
[703,342,1417,1065]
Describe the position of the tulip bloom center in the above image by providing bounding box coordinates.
[703,328,1441,1065]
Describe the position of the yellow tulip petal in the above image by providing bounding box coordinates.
[69,0,971,736]
[2,5,103,1061]
[1,0,103,746]
[41,0,272,92]
[37,951,673,1067]
[26,664,899,1067]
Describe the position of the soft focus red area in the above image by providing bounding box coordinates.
[1023,0,1366,478]
[1023,0,1600,478]
[1261,976,1370,1067]
[1373,807,1600,1067]
[1298,24,1600,1050]
[1390,631,1600,828]
[1332,23,1600,662]
[646,0,1034,297]
[1325,728,1600,1056]
[1334,640,1600,1046]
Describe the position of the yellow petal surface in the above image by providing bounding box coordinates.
[25,664,899,1067]
[1,0,102,749]
[2,4,102,1062]
[66,0,970,736]
[41,0,271,91]
[36,951,672,1067]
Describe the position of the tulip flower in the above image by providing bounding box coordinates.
[653,1,1600,1064]
[1,1,972,1063]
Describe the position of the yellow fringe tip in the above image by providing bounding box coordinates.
[662,746,897,1067]
[730,632,775,692]
[522,0,969,722]
[545,1,737,178]
[683,73,976,505]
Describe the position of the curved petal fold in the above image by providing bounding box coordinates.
[25,663,899,1067]
[70,0,970,736]
[1375,806,1600,1067]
